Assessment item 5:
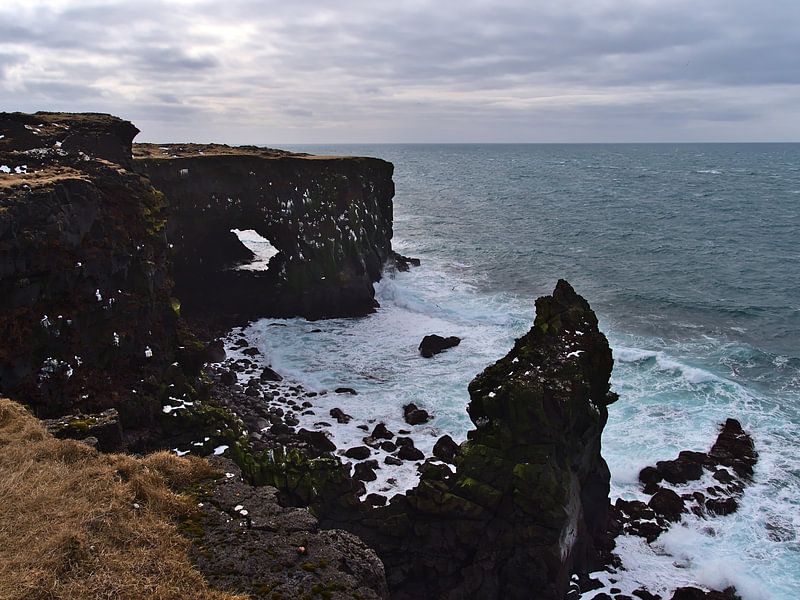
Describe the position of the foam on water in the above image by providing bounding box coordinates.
[239,255,531,495]
[238,250,799,598]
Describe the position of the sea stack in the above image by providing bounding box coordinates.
[335,279,617,599]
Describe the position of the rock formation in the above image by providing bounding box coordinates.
[134,143,395,322]
[0,112,178,419]
[418,334,461,357]
[326,280,617,600]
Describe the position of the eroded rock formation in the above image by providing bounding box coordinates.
[326,280,617,600]
[0,112,178,419]
[134,144,395,322]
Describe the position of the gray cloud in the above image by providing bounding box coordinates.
[0,0,798,142]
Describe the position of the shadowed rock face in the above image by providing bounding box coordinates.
[0,112,177,419]
[325,280,617,600]
[134,144,395,322]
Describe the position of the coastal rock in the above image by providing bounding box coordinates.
[616,419,757,543]
[330,407,352,424]
[134,143,395,323]
[432,434,459,463]
[187,457,388,599]
[402,403,431,425]
[418,334,461,358]
[328,280,617,600]
[389,251,421,272]
[259,366,283,382]
[344,446,372,460]
[0,112,177,423]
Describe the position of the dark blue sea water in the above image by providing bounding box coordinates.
[244,144,799,599]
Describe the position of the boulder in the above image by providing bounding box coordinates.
[432,434,459,463]
[260,366,283,382]
[402,403,431,425]
[418,334,461,358]
[345,446,372,460]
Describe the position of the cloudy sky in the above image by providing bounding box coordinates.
[1,0,798,143]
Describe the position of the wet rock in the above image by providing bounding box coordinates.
[402,403,431,425]
[365,493,388,507]
[649,488,685,522]
[354,460,379,482]
[705,497,738,516]
[390,251,421,272]
[330,407,352,424]
[418,334,461,358]
[244,386,260,397]
[432,434,459,463]
[384,456,403,466]
[371,422,394,439]
[379,441,396,453]
[632,589,661,600]
[204,340,227,363]
[335,387,358,395]
[220,369,238,385]
[296,428,336,453]
[638,465,662,486]
[671,587,741,600]
[655,456,705,484]
[396,445,424,461]
[259,366,283,382]
[345,446,372,460]
[242,347,261,356]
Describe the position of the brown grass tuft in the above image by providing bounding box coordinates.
[0,398,246,600]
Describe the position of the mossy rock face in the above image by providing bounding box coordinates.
[43,408,122,451]
[340,280,615,600]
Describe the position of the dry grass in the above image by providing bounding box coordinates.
[0,398,246,600]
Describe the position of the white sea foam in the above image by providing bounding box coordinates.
[226,243,799,598]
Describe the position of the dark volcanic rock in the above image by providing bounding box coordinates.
[432,434,459,463]
[671,587,741,600]
[259,366,282,382]
[418,334,461,358]
[649,488,685,522]
[134,144,395,323]
[336,387,358,395]
[330,407,352,424]
[354,460,379,482]
[0,112,178,422]
[371,423,394,439]
[188,457,388,599]
[402,403,431,425]
[328,280,617,600]
[395,445,424,462]
[345,446,372,460]
[296,428,336,454]
[43,408,122,452]
[389,251,421,272]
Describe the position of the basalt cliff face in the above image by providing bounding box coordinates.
[134,144,395,323]
[328,280,617,600]
[0,112,177,420]
[1,112,394,423]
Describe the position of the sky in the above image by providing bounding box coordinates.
[1,0,799,143]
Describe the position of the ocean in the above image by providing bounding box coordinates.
[235,143,800,599]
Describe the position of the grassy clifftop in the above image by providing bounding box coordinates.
[0,397,244,600]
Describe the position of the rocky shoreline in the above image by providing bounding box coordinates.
[0,112,759,600]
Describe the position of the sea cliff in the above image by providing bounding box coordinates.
[0,112,748,600]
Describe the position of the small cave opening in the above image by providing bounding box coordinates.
[229,229,280,272]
